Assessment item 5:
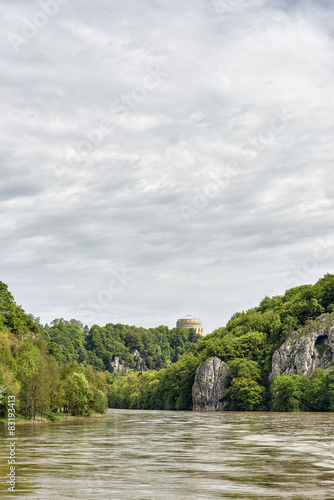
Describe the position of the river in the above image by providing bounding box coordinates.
[1,409,334,499]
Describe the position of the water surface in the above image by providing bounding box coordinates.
[1,410,334,499]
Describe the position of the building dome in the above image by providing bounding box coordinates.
[176,315,203,336]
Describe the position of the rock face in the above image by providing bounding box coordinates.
[132,349,148,371]
[109,350,148,374]
[270,315,334,381]
[109,356,130,374]
[192,357,229,411]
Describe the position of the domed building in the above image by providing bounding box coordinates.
[176,315,203,336]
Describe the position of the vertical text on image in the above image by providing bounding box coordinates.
[7,395,16,493]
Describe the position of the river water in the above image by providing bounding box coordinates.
[1,409,334,499]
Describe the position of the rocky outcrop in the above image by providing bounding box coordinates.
[109,350,148,374]
[132,349,148,371]
[192,357,229,411]
[270,314,334,381]
[109,356,130,374]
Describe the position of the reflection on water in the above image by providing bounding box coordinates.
[1,410,334,499]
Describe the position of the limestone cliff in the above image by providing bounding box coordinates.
[132,349,148,371]
[192,356,229,411]
[109,350,148,374]
[109,356,130,374]
[270,314,334,381]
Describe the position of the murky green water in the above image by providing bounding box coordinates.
[0,410,334,499]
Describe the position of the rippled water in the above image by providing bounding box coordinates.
[1,410,334,499]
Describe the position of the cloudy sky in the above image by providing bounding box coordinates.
[1,0,334,333]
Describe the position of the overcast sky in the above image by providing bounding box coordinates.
[1,0,334,334]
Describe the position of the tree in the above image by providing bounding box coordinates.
[306,369,328,411]
[15,344,41,418]
[226,378,265,411]
[271,374,309,412]
[225,359,266,411]
[0,367,20,418]
[0,281,33,334]
[326,368,334,411]
[43,319,87,364]
[63,372,92,416]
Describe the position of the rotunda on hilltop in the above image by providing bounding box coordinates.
[176,315,203,336]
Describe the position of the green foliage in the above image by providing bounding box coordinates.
[82,323,201,372]
[63,372,92,416]
[0,300,200,419]
[41,319,87,364]
[226,378,266,411]
[271,374,309,412]
[3,274,334,417]
[227,358,261,380]
[0,281,38,335]
[0,366,20,418]
[108,274,334,412]
[0,283,110,420]
[39,319,201,375]
[306,369,328,411]
[108,352,202,411]
[271,369,334,412]
[225,359,266,411]
[83,365,108,413]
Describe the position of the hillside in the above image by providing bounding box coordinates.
[41,320,201,372]
[2,274,334,420]
[108,273,334,411]
[0,280,201,421]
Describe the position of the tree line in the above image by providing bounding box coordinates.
[272,369,334,411]
[41,319,201,371]
[2,274,334,418]
[0,329,109,420]
[108,274,334,411]
[0,280,201,420]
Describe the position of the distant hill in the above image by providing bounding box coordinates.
[41,319,202,372]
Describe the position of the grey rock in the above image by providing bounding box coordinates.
[136,359,148,371]
[132,350,148,371]
[270,314,334,381]
[133,349,140,360]
[192,356,229,411]
[109,356,130,374]
[109,352,147,374]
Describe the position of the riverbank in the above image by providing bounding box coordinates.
[0,411,106,425]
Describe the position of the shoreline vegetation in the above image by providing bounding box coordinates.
[0,279,202,422]
[1,274,334,417]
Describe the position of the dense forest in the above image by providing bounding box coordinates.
[1,274,334,421]
[0,280,201,421]
[108,273,334,411]
[41,320,201,371]
[0,281,108,420]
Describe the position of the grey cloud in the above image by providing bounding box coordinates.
[1,0,334,333]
